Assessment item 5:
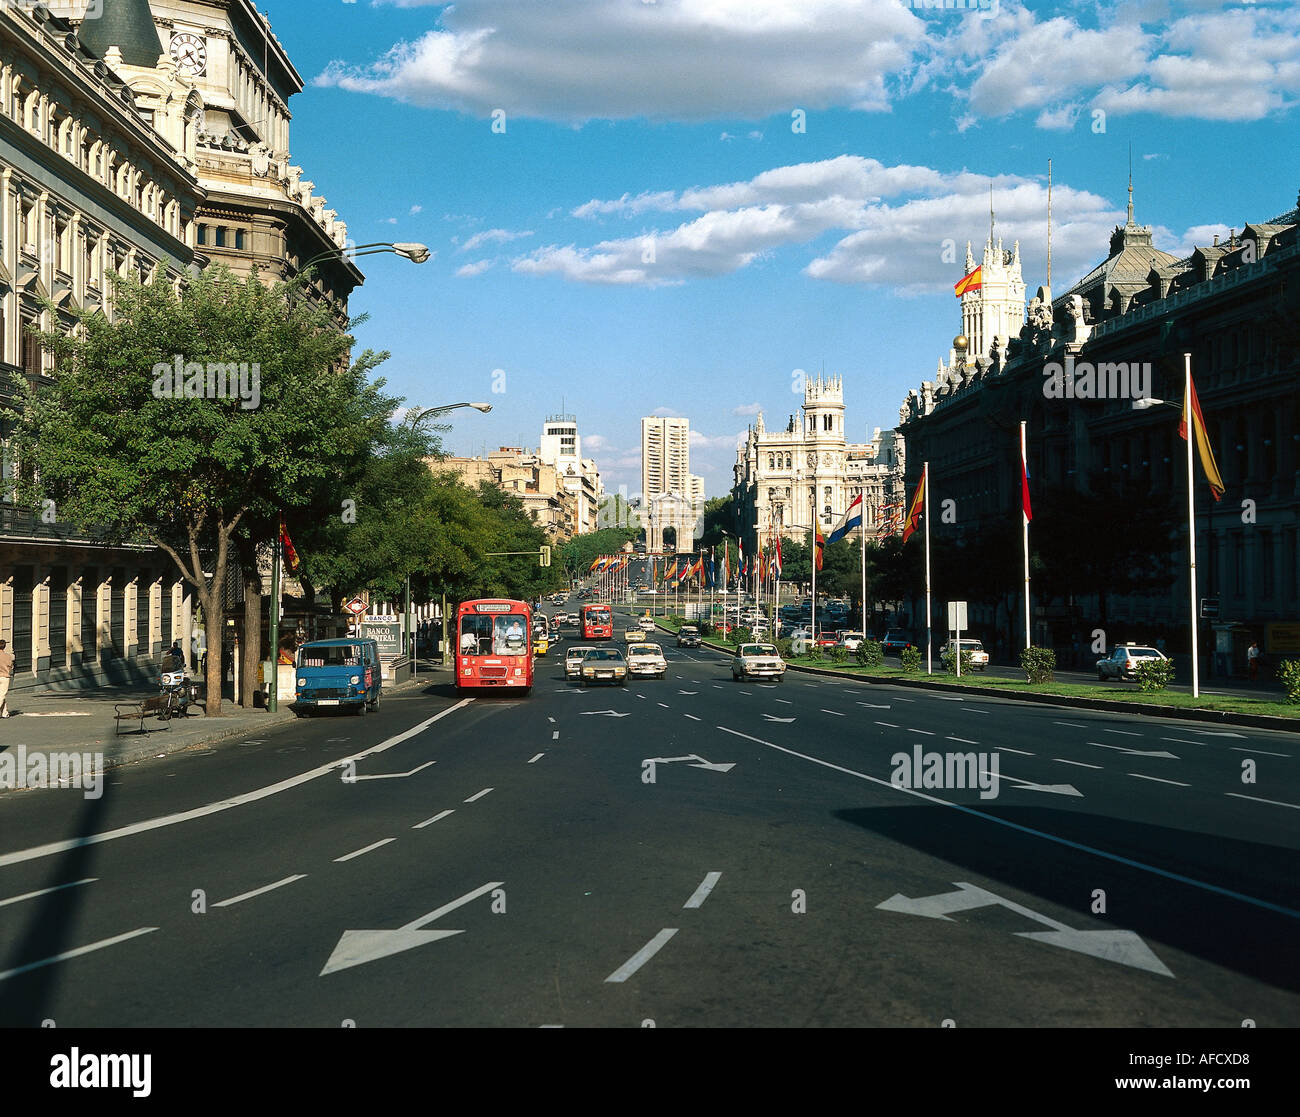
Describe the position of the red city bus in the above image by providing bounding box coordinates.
[581,603,613,640]
[455,599,534,695]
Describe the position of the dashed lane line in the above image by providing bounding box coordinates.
[604,929,679,984]
[995,745,1034,755]
[822,709,845,717]
[1128,773,1190,787]
[683,872,722,909]
[214,874,307,908]
[0,878,97,909]
[1225,792,1300,811]
[946,736,979,745]
[413,810,455,828]
[0,927,159,984]
[875,721,899,729]
[463,787,494,803]
[334,838,395,863]
[1054,758,1102,769]
[1103,729,1143,737]
[528,753,545,764]
[907,728,935,736]
[1231,747,1290,758]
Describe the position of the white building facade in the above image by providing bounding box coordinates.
[641,415,703,552]
[538,412,602,535]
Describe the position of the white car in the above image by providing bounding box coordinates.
[1097,645,1167,681]
[638,616,656,633]
[626,642,668,678]
[565,645,596,680]
[732,643,787,682]
[837,631,865,651]
[940,638,990,670]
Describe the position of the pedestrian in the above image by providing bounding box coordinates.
[0,639,13,717]
[1248,640,1261,682]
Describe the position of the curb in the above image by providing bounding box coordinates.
[669,629,1297,733]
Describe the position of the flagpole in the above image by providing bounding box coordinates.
[268,517,282,712]
[924,461,932,675]
[811,526,818,646]
[860,517,867,637]
[1021,420,1031,652]
[1186,354,1199,699]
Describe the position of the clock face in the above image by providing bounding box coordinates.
[170,32,207,76]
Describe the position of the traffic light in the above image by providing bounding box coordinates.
[539,545,551,567]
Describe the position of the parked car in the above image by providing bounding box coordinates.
[676,625,702,648]
[732,642,787,682]
[581,647,628,686]
[940,638,990,670]
[565,645,596,680]
[626,642,667,679]
[882,629,913,655]
[837,631,865,651]
[1097,644,1168,681]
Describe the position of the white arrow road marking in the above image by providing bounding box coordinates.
[644,754,736,773]
[580,710,632,717]
[877,882,1173,977]
[1088,742,1179,759]
[998,773,1084,797]
[353,760,436,781]
[214,874,307,907]
[716,725,1300,922]
[463,787,493,803]
[0,927,158,984]
[683,872,722,909]
[762,714,796,723]
[321,880,503,976]
[605,928,679,984]
[335,838,395,862]
[413,810,454,828]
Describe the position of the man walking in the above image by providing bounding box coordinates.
[0,639,14,718]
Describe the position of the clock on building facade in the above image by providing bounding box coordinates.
[170,32,207,77]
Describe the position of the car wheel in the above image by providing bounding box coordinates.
[356,700,367,717]
[370,691,381,712]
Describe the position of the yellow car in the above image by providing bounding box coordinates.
[533,633,550,657]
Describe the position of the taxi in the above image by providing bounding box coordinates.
[533,632,550,657]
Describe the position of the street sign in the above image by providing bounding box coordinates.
[1200,597,1220,619]
[947,601,968,631]
[343,597,367,616]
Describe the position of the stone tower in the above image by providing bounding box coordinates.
[960,235,1026,361]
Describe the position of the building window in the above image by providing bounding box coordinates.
[214,227,226,248]
[235,229,245,250]
[196,224,206,246]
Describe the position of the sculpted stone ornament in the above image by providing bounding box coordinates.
[250,143,270,177]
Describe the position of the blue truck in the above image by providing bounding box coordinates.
[292,638,382,716]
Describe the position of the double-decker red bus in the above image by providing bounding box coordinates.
[455,599,534,694]
[581,603,613,641]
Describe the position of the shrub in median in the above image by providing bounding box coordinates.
[899,645,921,673]
[1020,645,1055,684]
[943,650,974,675]
[829,645,850,664]
[806,644,824,662]
[855,639,884,668]
[733,626,753,646]
[1132,657,1177,691]
[776,638,794,659]
[1277,659,1300,704]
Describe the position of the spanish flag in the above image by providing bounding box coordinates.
[814,525,824,572]
[279,519,300,574]
[902,472,926,543]
[1180,373,1224,502]
[954,266,982,297]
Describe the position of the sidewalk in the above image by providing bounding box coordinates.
[0,662,447,775]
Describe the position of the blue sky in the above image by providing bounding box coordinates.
[264,0,1299,497]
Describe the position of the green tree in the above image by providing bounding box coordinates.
[8,266,395,715]
[559,527,638,583]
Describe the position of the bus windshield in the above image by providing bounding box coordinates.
[459,613,530,656]
[585,607,611,624]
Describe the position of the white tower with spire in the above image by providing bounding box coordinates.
[959,218,1027,361]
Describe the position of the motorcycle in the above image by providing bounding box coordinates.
[160,660,203,717]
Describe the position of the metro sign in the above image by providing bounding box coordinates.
[344,597,368,616]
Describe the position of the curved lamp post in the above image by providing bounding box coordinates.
[301,241,431,272]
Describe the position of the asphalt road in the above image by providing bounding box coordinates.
[0,602,1296,1027]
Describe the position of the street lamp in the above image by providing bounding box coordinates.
[406,402,492,428]
[300,241,431,272]
[1130,358,1203,697]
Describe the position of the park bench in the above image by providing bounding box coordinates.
[113,693,176,735]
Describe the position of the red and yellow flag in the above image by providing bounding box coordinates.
[1180,374,1224,501]
[954,266,982,297]
[279,519,300,573]
[814,526,825,571]
[902,472,926,543]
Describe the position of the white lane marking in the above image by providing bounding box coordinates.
[658,702,670,708]
[1181,728,1246,738]
[1103,728,1143,737]
[1231,747,1289,757]
[875,721,899,728]
[354,760,436,781]
[335,838,395,863]
[0,699,476,869]
[552,730,560,739]
[946,736,980,746]
[684,714,701,722]
[858,702,890,709]
[604,928,679,983]
[961,708,991,714]
[821,709,845,717]
[1128,773,1190,787]
[996,746,1034,756]
[547,717,556,724]
[683,871,722,909]
[1161,738,1208,746]
[892,697,915,702]
[464,787,494,803]
[907,728,935,736]
[739,690,752,695]
[929,695,965,701]
[528,753,545,764]
[0,927,158,984]
[776,699,793,705]
[636,694,647,700]
[714,725,1300,921]
[1225,792,1300,811]
[0,877,97,909]
[1054,721,1087,728]
[1088,741,1179,759]
[1054,758,1102,769]
[713,685,723,689]
[214,874,307,908]
[414,810,455,828]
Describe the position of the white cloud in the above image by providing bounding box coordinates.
[410,204,423,214]
[455,259,494,277]
[732,402,763,416]
[650,406,683,417]
[459,227,535,252]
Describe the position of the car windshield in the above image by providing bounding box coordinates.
[584,649,621,661]
[567,647,594,659]
[680,627,698,635]
[298,644,364,667]
[741,644,777,657]
[629,644,661,656]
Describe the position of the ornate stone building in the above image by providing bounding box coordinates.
[899,190,1300,668]
[732,375,906,553]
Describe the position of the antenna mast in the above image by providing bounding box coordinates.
[1046,158,1053,290]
